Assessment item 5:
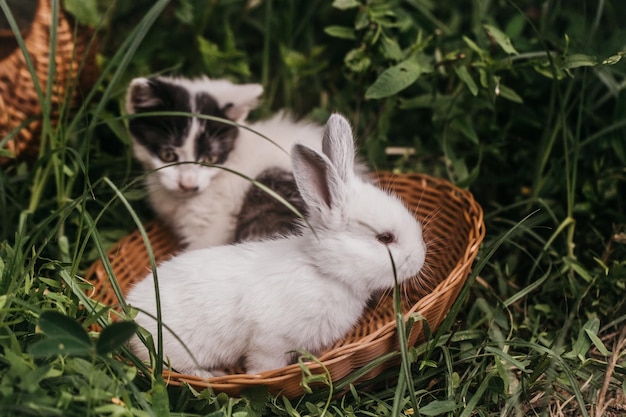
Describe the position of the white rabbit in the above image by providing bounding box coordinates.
[125,113,427,377]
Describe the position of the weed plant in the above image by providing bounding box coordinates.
[0,0,625,416]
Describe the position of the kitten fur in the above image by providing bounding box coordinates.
[126,76,324,249]
[234,167,307,241]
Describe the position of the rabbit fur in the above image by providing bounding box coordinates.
[125,113,427,377]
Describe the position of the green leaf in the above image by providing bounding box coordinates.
[96,321,138,355]
[457,158,481,188]
[584,328,611,356]
[38,311,90,346]
[38,277,63,289]
[484,346,528,372]
[18,365,62,394]
[562,53,598,69]
[175,0,194,24]
[451,117,480,144]
[565,333,591,359]
[94,405,131,415]
[29,312,92,357]
[379,36,404,61]
[602,53,624,65]
[0,148,15,158]
[282,397,301,417]
[332,0,360,10]
[365,56,432,99]
[344,48,371,73]
[63,0,100,26]
[58,235,70,258]
[151,375,171,417]
[484,24,519,55]
[533,62,566,80]
[29,337,92,357]
[418,359,438,370]
[197,34,251,77]
[3,349,34,386]
[565,318,600,359]
[419,400,460,415]
[198,36,222,63]
[324,25,356,40]
[241,385,269,416]
[565,258,594,282]
[505,14,526,39]
[462,36,487,59]
[354,8,369,30]
[497,84,523,103]
[454,65,478,96]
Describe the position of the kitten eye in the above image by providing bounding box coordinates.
[159,149,178,163]
[200,155,219,164]
[376,232,395,245]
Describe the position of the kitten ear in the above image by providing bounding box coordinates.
[126,77,162,114]
[221,83,264,122]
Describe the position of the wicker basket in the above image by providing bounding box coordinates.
[86,172,485,398]
[0,0,97,165]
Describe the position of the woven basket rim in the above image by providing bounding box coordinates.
[86,171,485,397]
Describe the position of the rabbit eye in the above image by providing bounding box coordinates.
[159,149,178,163]
[376,232,395,245]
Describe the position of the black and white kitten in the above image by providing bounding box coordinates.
[126,76,323,249]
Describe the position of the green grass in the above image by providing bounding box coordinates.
[1,0,625,416]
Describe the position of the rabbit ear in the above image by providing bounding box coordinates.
[322,113,356,183]
[292,144,344,212]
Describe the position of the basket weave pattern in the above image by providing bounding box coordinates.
[0,0,96,164]
[86,172,484,398]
